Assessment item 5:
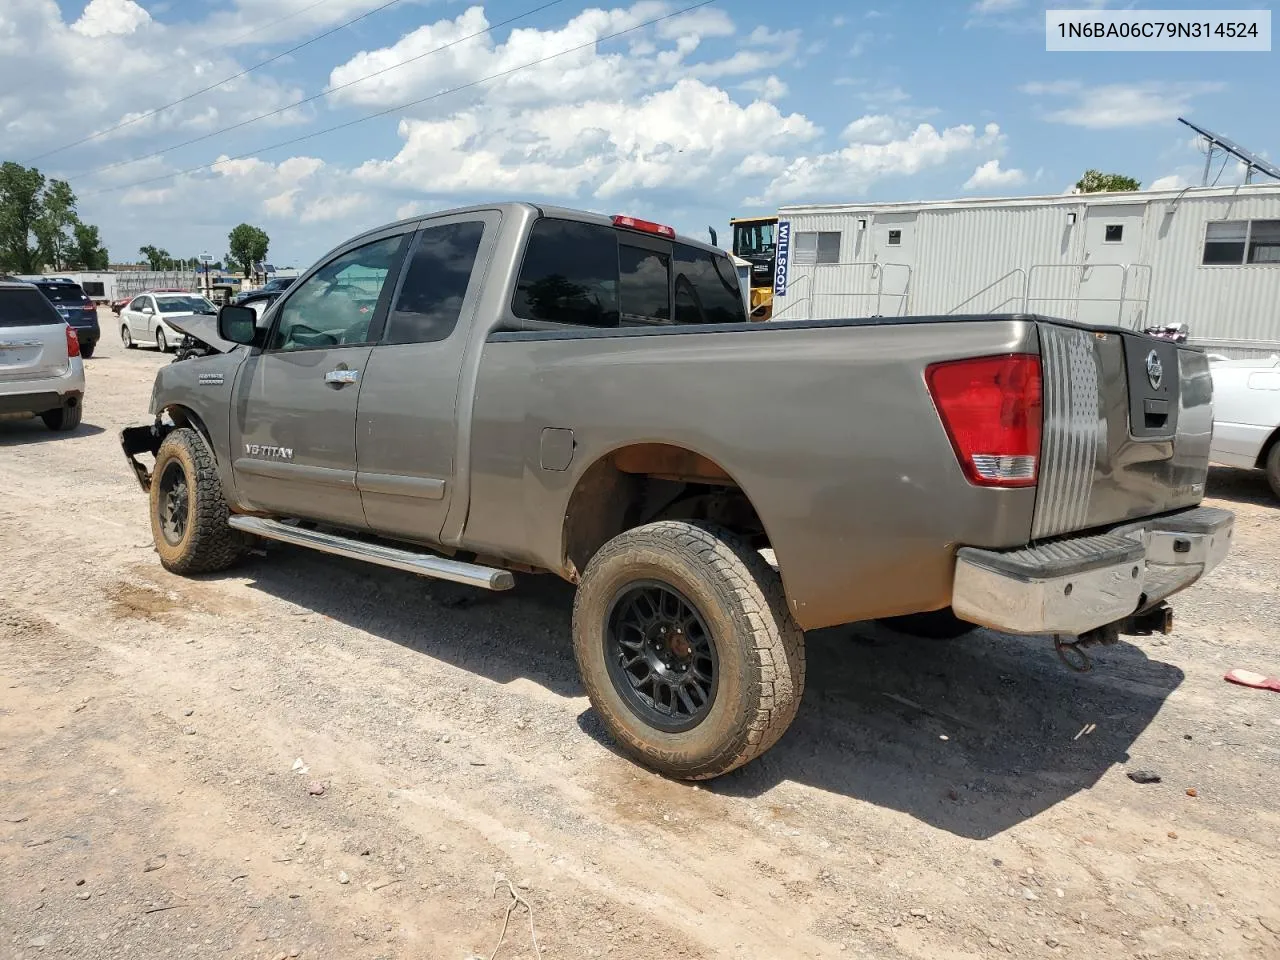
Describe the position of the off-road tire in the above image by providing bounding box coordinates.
[79,341,95,359]
[878,608,977,640]
[121,325,134,349]
[41,402,82,432]
[1259,442,1280,504]
[149,427,246,574]
[155,328,168,353]
[573,521,806,780]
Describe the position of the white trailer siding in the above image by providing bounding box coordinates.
[772,185,1280,356]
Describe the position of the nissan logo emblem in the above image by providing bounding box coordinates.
[1145,350,1163,390]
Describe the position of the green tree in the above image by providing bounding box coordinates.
[1076,169,1141,193]
[227,223,269,278]
[138,244,172,270]
[70,223,109,270]
[34,179,77,271]
[0,161,47,273]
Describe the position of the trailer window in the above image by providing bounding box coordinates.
[673,245,746,325]
[1104,224,1124,243]
[513,218,619,327]
[793,231,841,265]
[1247,220,1280,264]
[1202,221,1247,265]
[887,229,902,246]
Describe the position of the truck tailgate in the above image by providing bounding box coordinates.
[1033,322,1212,539]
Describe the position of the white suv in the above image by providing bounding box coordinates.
[0,280,86,431]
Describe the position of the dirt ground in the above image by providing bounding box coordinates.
[3,313,1279,960]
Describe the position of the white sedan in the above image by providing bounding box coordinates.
[119,292,217,353]
[1210,355,1280,499]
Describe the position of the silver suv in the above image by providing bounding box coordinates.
[0,280,86,431]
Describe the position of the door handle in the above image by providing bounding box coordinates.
[324,368,359,385]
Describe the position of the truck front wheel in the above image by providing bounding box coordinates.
[572,521,806,780]
[149,427,246,575]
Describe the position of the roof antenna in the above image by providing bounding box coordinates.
[707,226,718,247]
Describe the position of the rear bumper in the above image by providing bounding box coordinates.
[0,361,86,415]
[951,506,1233,636]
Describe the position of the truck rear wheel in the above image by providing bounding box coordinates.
[150,427,246,574]
[572,521,805,780]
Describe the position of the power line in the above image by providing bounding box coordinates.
[69,0,569,182]
[82,0,716,199]
[28,0,406,163]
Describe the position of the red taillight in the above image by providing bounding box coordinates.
[925,354,1042,488]
[612,214,676,238]
[65,324,81,358]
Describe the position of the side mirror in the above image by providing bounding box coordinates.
[218,304,258,345]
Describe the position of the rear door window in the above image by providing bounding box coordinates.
[673,244,747,325]
[385,220,486,344]
[513,219,619,327]
[0,288,63,327]
[619,243,671,325]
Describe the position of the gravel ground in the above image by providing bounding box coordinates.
[2,314,1279,960]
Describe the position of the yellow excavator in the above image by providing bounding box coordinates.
[729,215,779,321]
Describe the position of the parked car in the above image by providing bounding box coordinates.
[119,292,216,352]
[0,279,85,431]
[120,202,1233,781]
[232,288,284,320]
[1209,354,1280,499]
[233,276,295,304]
[28,277,100,358]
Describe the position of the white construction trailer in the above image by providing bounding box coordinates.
[770,183,1280,357]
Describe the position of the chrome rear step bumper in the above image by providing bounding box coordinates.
[951,506,1233,636]
[228,516,515,591]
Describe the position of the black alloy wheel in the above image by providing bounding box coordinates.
[604,580,718,732]
[157,460,190,546]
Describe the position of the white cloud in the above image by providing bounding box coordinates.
[655,7,734,39]
[740,75,788,102]
[72,0,151,37]
[970,0,1022,12]
[964,158,1027,190]
[353,77,818,199]
[755,122,1005,203]
[842,114,906,144]
[1148,174,1191,191]
[1021,80,1225,129]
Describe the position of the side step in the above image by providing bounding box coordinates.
[228,516,515,591]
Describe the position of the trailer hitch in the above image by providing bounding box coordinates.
[1053,603,1174,672]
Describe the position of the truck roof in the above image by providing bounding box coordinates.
[344,201,725,259]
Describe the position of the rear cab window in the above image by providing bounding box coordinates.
[512,217,746,329]
[1,287,64,327]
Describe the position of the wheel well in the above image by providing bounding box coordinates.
[161,405,214,457]
[1255,424,1280,470]
[561,443,769,581]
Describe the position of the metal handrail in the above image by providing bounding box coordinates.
[1026,262,1152,327]
[945,268,1027,315]
[771,260,912,320]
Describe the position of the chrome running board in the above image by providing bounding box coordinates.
[228,516,515,591]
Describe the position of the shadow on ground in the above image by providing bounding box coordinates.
[0,419,104,445]
[1207,465,1276,508]
[235,542,1182,840]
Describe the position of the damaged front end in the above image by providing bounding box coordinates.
[120,419,171,491]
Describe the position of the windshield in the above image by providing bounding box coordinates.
[732,221,777,259]
[36,283,90,303]
[156,295,216,314]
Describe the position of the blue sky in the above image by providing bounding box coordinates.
[2,0,1273,267]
